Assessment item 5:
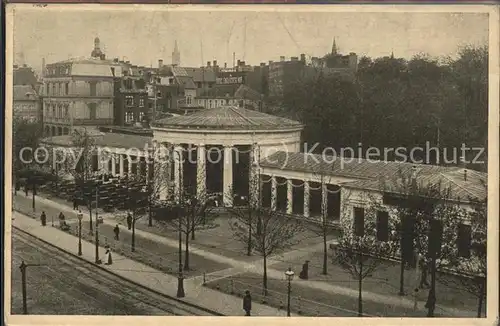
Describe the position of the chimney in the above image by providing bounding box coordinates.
[260,62,265,67]
[126,61,130,64]
[100,54,106,60]
[268,60,274,65]
[237,59,241,66]
[158,59,163,68]
[300,54,306,62]
[207,61,211,67]
[241,61,245,66]
[224,62,227,68]
[280,56,285,62]
[213,60,217,67]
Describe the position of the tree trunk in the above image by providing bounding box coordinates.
[477,279,486,318]
[399,258,405,295]
[358,256,363,317]
[322,229,327,275]
[184,231,190,270]
[426,257,437,317]
[263,254,268,296]
[131,217,136,252]
[89,203,93,234]
[191,215,196,240]
[148,201,153,227]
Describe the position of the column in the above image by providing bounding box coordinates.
[287,179,293,215]
[111,155,117,176]
[159,146,169,201]
[271,176,277,211]
[127,155,132,176]
[304,180,310,218]
[174,145,183,202]
[321,183,328,219]
[223,145,233,207]
[119,154,124,177]
[196,144,206,198]
[145,156,150,184]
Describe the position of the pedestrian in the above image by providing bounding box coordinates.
[126,212,132,230]
[104,245,113,265]
[24,184,28,196]
[73,195,79,210]
[40,211,47,226]
[413,288,419,311]
[113,224,120,241]
[243,290,252,316]
[419,257,430,289]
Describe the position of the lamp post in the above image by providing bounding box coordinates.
[285,267,294,317]
[77,210,83,256]
[174,147,185,298]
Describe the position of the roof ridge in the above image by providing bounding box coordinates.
[438,172,477,198]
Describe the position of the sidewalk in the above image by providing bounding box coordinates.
[12,193,478,317]
[11,210,289,316]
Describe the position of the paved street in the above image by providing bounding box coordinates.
[11,229,198,315]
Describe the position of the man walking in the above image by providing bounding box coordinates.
[73,195,79,210]
[113,224,120,241]
[126,212,132,230]
[243,290,252,316]
[40,211,47,226]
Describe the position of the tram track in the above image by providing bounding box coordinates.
[12,226,224,316]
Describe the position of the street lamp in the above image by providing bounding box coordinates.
[77,210,83,256]
[285,267,294,317]
[174,148,185,298]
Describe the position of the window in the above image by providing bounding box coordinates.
[209,100,213,108]
[186,96,192,105]
[58,83,62,96]
[89,81,97,96]
[52,106,56,117]
[139,111,145,122]
[65,83,69,95]
[52,84,56,95]
[139,98,145,107]
[125,96,134,107]
[376,211,389,241]
[353,207,364,237]
[65,106,69,118]
[429,219,443,257]
[125,111,134,123]
[457,223,472,258]
[88,103,97,120]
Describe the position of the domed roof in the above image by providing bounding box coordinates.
[152,106,302,130]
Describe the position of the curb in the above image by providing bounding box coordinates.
[12,213,225,317]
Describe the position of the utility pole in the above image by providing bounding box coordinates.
[176,148,185,298]
[19,260,44,314]
[95,185,101,264]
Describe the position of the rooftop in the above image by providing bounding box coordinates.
[152,105,303,130]
[41,132,152,149]
[260,151,487,202]
[184,67,217,83]
[13,85,39,101]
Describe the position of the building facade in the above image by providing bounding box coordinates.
[13,85,41,123]
[41,38,123,136]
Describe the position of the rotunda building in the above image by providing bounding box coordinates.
[151,105,303,207]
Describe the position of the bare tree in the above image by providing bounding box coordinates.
[230,191,304,295]
[65,128,98,233]
[382,168,468,316]
[332,191,398,316]
[227,165,261,257]
[438,183,487,317]
[306,166,342,275]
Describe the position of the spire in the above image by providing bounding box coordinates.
[390,49,394,59]
[331,37,338,55]
[172,40,181,66]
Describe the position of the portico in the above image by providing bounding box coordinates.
[151,106,303,207]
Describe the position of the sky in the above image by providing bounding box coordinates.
[12,6,489,73]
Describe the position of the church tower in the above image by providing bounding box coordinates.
[331,37,338,55]
[172,40,181,66]
[91,37,104,58]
